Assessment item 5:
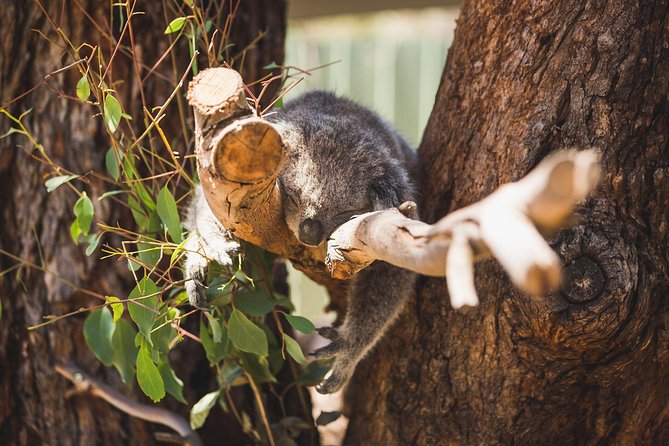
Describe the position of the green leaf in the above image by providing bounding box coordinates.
[152,312,177,356]
[205,312,222,343]
[70,220,82,244]
[128,196,148,230]
[127,277,160,345]
[296,358,331,386]
[159,362,186,404]
[137,240,162,267]
[283,314,315,334]
[45,175,77,193]
[219,364,247,388]
[169,235,190,267]
[106,296,123,322]
[228,309,268,357]
[164,17,187,34]
[235,290,274,316]
[183,0,193,6]
[82,232,102,256]
[316,411,342,426]
[199,318,229,364]
[157,186,182,243]
[98,190,125,201]
[136,347,165,402]
[127,256,142,271]
[112,318,139,384]
[105,148,121,181]
[76,75,90,101]
[103,94,122,133]
[134,182,156,211]
[73,192,95,235]
[264,61,280,70]
[190,390,220,429]
[239,352,276,383]
[83,308,115,366]
[282,333,307,364]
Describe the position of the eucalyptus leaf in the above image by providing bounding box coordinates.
[199,318,228,364]
[98,190,125,201]
[83,308,115,366]
[239,352,276,383]
[45,175,77,193]
[73,192,94,234]
[105,148,121,181]
[103,94,122,133]
[157,186,182,243]
[159,362,186,404]
[76,75,90,101]
[282,333,307,364]
[70,220,82,244]
[190,390,220,429]
[235,289,274,317]
[127,277,160,345]
[228,309,268,357]
[82,233,102,256]
[296,358,331,386]
[164,17,187,34]
[112,318,139,384]
[136,347,165,402]
[106,296,123,321]
[205,312,222,343]
[283,314,315,334]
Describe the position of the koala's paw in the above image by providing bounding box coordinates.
[316,326,340,341]
[184,253,212,311]
[208,239,240,267]
[311,327,354,394]
[316,365,351,394]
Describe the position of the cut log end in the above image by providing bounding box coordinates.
[212,117,287,184]
[187,67,248,117]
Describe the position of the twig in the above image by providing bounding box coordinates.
[55,362,202,446]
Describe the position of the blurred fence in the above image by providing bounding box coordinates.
[285,7,458,146]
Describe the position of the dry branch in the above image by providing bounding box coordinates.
[326,150,601,308]
[55,363,202,446]
[188,67,601,308]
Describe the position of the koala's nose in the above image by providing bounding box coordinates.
[298,218,324,246]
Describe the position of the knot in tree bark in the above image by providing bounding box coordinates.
[560,256,605,303]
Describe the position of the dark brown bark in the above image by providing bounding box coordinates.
[345,0,669,445]
[0,1,286,445]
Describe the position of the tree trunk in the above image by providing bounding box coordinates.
[345,0,669,444]
[0,1,286,445]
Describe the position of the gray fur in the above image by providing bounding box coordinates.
[184,90,417,393]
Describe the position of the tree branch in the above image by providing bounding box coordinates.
[326,150,601,307]
[55,363,202,446]
[188,67,601,308]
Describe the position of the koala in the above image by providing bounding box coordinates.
[184,91,417,394]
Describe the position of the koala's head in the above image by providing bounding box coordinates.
[271,93,412,247]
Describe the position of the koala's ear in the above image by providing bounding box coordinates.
[370,169,404,209]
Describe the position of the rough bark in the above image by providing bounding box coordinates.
[0,1,286,445]
[345,0,669,445]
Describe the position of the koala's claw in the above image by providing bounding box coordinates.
[316,326,340,341]
[310,339,344,358]
[315,368,348,394]
[185,278,212,311]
